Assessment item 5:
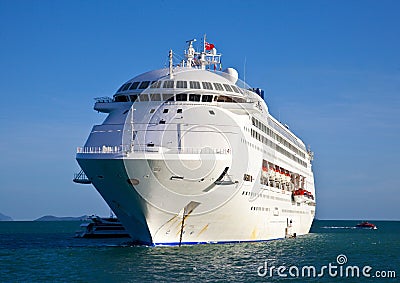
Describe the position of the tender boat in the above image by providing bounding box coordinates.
[355,221,377,230]
[75,216,131,238]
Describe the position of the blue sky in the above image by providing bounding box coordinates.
[0,0,399,220]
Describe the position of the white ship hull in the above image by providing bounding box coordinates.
[76,39,316,246]
[78,157,314,245]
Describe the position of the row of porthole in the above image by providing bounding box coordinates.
[250,206,270,212]
[241,190,291,203]
[282,209,308,214]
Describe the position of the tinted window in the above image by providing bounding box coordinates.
[202,95,213,102]
[216,95,233,102]
[213,83,224,91]
[176,81,187,88]
[150,93,161,101]
[190,81,201,89]
[233,97,246,103]
[150,81,161,88]
[163,93,174,101]
[129,82,140,90]
[231,85,240,93]
[202,81,213,90]
[129,95,138,102]
[176,93,187,101]
[138,81,150,89]
[163,80,174,88]
[122,83,132,91]
[115,95,128,102]
[223,84,233,92]
[189,94,201,102]
[139,94,149,101]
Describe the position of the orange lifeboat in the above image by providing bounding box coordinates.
[293,189,315,203]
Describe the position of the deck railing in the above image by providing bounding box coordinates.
[76,145,230,155]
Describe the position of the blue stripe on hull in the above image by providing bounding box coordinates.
[149,237,284,247]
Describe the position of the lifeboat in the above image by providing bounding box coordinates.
[292,189,315,203]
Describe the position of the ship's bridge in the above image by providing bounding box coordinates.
[112,67,257,104]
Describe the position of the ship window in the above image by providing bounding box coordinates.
[139,94,149,101]
[209,110,215,115]
[216,95,233,102]
[176,81,187,88]
[202,95,213,102]
[163,80,174,88]
[231,85,240,93]
[189,81,201,89]
[138,81,150,89]
[177,109,182,113]
[115,95,128,102]
[117,84,125,92]
[122,83,132,91]
[163,109,169,113]
[189,94,201,102]
[163,93,174,101]
[176,93,187,101]
[129,95,138,102]
[243,174,253,181]
[213,83,224,91]
[159,120,166,124]
[150,93,161,101]
[123,110,129,114]
[202,81,213,90]
[129,81,140,90]
[223,84,233,92]
[150,109,155,113]
[233,97,246,103]
[150,81,161,88]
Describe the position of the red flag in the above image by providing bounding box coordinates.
[205,42,214,50]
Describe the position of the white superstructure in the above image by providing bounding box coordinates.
[75,37,316,246]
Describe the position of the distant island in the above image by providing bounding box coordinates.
[35,215,88,221]
[0,212,13,221]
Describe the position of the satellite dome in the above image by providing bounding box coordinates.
[221,68,239,84]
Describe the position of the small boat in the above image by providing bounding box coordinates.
[75,215,131,238]
[292,189,315,204]
[355,221,377,230]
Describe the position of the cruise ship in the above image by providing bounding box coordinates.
[75,37,316,246]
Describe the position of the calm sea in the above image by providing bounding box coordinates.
[0,220,398,282]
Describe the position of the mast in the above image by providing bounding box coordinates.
[185,39,196,67]
[184,36,221,70]
[169,49,173,79]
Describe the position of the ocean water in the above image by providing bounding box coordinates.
[0,220,398,282]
